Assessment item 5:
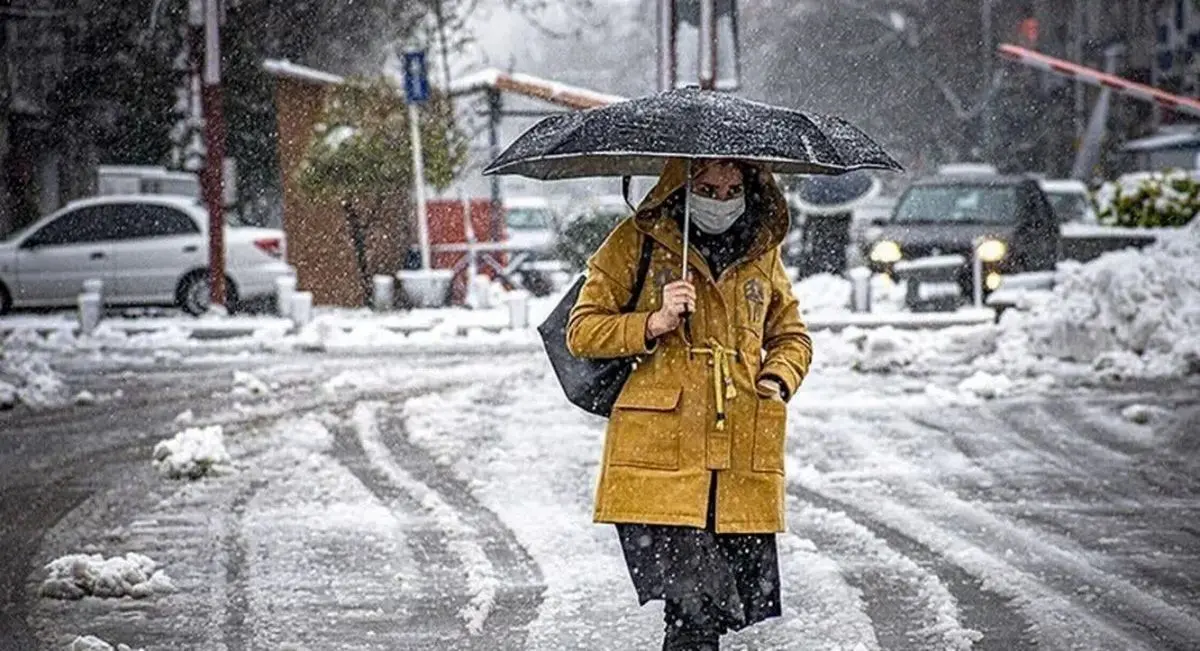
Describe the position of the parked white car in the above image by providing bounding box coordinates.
[503,196,558,254]
[0,195,294,315]
[1038,178,1098,224]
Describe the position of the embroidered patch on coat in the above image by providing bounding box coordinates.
[744,278,766,324]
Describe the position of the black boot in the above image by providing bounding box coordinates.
[663,628,719,651]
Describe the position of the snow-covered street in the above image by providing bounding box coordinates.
[2,348,1198,650]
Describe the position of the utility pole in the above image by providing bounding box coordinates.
[195,0,227,309]
[981,0,994,160]
[1072,0,1086,140]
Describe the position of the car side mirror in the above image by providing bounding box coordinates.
[869,216,889,226]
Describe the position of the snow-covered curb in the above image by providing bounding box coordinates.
[65,636,143,651]
[40,553,175,600]
[152,426,231,479]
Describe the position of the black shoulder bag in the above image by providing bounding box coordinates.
[537,234,655,417]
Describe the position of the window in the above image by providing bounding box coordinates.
[1045,193,1089,224]
[110,204,200,239]
[22,207,123,248]
[893,185,1019,225]
[506,207,553,231]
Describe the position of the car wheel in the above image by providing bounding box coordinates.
[0,283,11,316]
[178,272,238,316]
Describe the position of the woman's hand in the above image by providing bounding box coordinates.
[756,377,786,402]
[645,279,696,339]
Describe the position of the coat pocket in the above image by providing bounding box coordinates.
[608,386,682,470]
[752,398,788,474]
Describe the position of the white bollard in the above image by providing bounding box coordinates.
[372,275,394,312]
[972,249,984,309]
[77,292,102,335]
[469,273,492,310]
[291,291,313,327]
[848,267,873,313]
[275,276,296,317]
[82,279,104,309]
[505,291,529,330]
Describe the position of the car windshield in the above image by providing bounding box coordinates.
[506,207,552,231]
[893,184,1019,224]
[1046,192,1089,223]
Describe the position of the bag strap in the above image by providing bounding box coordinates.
[620,233,655,313]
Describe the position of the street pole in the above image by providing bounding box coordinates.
[698,0,716,90]
[981,0,993,161]
[200,0,226,308]
[487,88,503,243]
[409,102,430,271]
[1072,0,1086,139]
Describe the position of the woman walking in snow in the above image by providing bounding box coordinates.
[567,157,812,650]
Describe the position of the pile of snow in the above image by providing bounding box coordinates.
[956,370,1013,399]
[40,552,175,600]
[997,220,1200,378]
[817,222,1200,382]
[231,370,271,397]
[793,274,851,314]
[0,343,68,410]
[152,426,231,479]
[65,636,142,651]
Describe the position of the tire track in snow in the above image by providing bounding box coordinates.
[221,478,268,651]
[868,405,1200,650]
[333,399,542,648]
[371,404,544,643]
[787,499,981,651]
[786,484,1034,650]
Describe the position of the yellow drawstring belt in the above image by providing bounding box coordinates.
[689,340,739,431]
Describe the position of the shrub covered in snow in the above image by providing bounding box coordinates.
[152,426,231,479]
[1093,169,1200,228]
[65,635,143,651]
[40,552,175,600]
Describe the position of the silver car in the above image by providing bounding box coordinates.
[0,195,294,315]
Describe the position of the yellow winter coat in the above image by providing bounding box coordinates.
[566,159,813,534]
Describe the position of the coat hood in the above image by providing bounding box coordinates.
[632,158,792,263]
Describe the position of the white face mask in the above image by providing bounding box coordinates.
[689,193,745,234]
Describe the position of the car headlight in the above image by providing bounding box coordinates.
[976,239,1007,263]
[869,240,902,264]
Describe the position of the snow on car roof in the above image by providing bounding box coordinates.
[63,194,205,212]
[501,198,552,210]
[1038,179,1088,194]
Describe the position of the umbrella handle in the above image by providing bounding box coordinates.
[681,159,694,346]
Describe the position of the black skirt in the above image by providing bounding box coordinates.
[616,472,781,634]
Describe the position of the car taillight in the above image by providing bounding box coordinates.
[254,238,283,259]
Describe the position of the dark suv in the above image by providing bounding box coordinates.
[862,173,1058,308]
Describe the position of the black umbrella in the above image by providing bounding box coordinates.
[482,87,903,180]
[793,170,882,216]
[483,87,902,279]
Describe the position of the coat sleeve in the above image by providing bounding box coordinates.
[758,250,813,399]
[566,222,657,360]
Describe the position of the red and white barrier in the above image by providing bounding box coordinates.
[998,43,1200,119]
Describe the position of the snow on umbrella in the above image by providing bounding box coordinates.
[482,87,903,180]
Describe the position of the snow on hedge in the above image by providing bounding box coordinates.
[40,553,175,600]
[65,635,143,651]
[1094,169,1200,228]
[152,426,231,479]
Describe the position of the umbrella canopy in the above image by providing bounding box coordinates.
[792,170,882,216]
[483,87,903,180]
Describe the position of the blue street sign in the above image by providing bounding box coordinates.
[403,50,430,104]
